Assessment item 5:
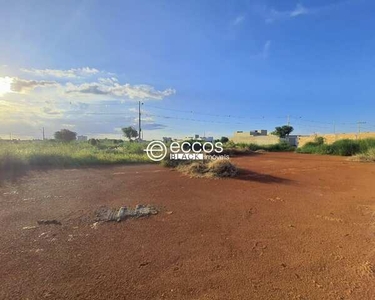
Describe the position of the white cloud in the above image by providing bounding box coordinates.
[20,67,100,79]
[233,15,246,25]
[263,40,271,58]
[0,68,175,139]
[265,3,309,23]
[66,80,176,100]
[264,1,351,23]
[9,77,58,92]
[251,40,271,59]
[290,3,309,17]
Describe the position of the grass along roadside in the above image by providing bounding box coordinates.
[0,141,150,172]
[221,141,295,155]
[350,148,375,162]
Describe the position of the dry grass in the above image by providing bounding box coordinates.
[177,160,238,178]
[350,148,375,162]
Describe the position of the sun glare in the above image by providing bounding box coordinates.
[0,76,13,96]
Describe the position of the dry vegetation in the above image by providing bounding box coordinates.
[176,160,238,178]
[350,148,375,162]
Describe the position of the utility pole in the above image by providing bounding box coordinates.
[357,121,366,138]
[333,121,337,141]
[42,127,45,141]
[138,101,143,142]
[287,115,290,126]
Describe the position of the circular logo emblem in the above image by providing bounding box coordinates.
[144,141,167,161]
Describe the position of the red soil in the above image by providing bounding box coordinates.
[1,153,375,299]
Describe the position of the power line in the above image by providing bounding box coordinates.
[142,113,244,125]
[144,103,271,120]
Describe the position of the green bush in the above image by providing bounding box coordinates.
[297,138,375,156]
[330,139,360,156]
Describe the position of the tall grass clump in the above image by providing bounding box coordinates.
[297,138,375,157]
[351,148,375,162]
[0,140,150,172]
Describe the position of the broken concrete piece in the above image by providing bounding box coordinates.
[37,220,62,225]
[95,205,158,222]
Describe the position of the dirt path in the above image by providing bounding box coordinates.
[1,153,375,299]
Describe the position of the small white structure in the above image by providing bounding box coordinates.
[77,135,88,141]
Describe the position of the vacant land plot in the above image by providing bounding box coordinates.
[1,153,375,299]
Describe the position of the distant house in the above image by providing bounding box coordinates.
[183,134,214,143]
[77,135,88,141]
[231,130,279,145]
[250,130,267,136]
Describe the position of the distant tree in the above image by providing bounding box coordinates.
[271,125,294,138]
[88,138,99,146]
[220,136,229,144]
[54,129,77,142]
[314,136,325,145]
[122,126,138,141]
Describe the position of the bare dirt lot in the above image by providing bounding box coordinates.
[1,153,375,300]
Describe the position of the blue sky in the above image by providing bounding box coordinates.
[1,0,375,139]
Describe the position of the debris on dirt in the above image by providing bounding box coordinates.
[3,191,18,196]
[139,261,151,268]
[23,226,38,230]
[268,197,283,202]
[177,160,238,178]
[315,215,343,223]
[95,205,158,222]
[37,219,62,225]
[23,198,35,201]
[166,211,173,215]
[358,261,375,277]
[90,222,100,229]
[255,149,267,153]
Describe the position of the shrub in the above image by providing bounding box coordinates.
[330,139,360,156]
[89,138,98,146]
[220,136,229,144]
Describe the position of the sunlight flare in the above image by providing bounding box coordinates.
[0,76,13,96]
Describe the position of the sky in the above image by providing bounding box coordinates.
[1,0,375,140]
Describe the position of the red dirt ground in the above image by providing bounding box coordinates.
[1,153,375,299]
